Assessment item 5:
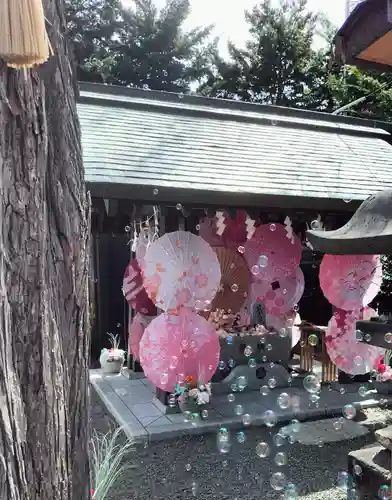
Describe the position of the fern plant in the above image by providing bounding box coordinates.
[90,426,134,500]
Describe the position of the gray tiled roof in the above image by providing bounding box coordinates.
[78,83,392,202]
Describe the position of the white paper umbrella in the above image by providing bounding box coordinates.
[143,231,221,313]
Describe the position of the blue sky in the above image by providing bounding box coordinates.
[122,0,347,57]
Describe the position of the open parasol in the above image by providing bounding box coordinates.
[210,247,250,314]
[143,231,221,313]
[139,308,220,392]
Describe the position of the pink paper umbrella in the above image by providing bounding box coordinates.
[265,310,301,348]
[139,308,221,392]
[221,210,247,250]
[128,313,154,360]
[326,306,384,375]
[122,259,157,316]
[319,254,382,311]
[143,231,221,313]
[243,223,302,281]
[198,217,223,247]
[248,267,304,316]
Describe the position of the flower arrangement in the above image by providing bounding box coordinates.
[177,376,212,406]
[105,333,125,362]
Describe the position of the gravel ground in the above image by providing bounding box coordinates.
[90,389,379,500]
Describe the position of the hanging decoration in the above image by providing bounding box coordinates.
[245,213,256,240]
[139,308,220,392]
[128,313,155,361]
[0,0,51,68]
[244,223,302,281]
[143,231,221,313]
[325,306,384,375]
[216,211,226,236]
[248,267,305,316]
[209,247,250,314]
[122,259,157,315]
[319,254,382,311]
[284,216,295,244]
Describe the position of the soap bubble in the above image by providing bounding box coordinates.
[343,404,356,420]
[290,419,301,432]
[195,224,200,231]
[228,358,235,368]
[339,387,346,395]
[308,334,318,346]
[262,409,278,427]
[353,355,363,367]
[255,441,270,458]
[277,392,291,409]
[227,393,235,403]
[185,463,191,471]
[218,360,225,370]
[268,377,277,389]
[353,464,362,475]
[270,223,277,232]
[364,333,372,342]
[333,418,344,430]
[234,404,244,416]
[248,358,257,368]
[355,329,364,341]
[231,283,239,292]
[283,483,298,500]
[303,374,321,394]
[270,472,287,491]
[266,343,273,351]
[378,485,390,499]
[260,385,270,396]
[236,431,246,443]
[230,383,238,392]
[201,409,209,419]
[310,220,320,230]
[309,393,320,403]
[279,328,288,338]
[191,481,197,496]
[183,411,192,422]
[358,386,368,397]
[217,427,230,454]
[238,246,245,254]
[242,414,251,426]
[274,452,288,466]
[176,203,182,210]
[336,471,350,489]
[385,332,392,344]
[237,375,247,390]
[153,188,159,195]
[258,255,269,267]
[244,345,253,357]
[251,265,260,276]
[160,372,169,385]
[274,433,286,447]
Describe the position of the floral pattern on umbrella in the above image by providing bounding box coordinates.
[248,267,304,316]
[143,231,221,313]
[243,223,302,281]
[139,308,221,392]
[319,254,382,311]
[326,306,384,375]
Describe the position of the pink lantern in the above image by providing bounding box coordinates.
[143,231,221,313]
[139,308,220,392]
[243,223,302,281]
[128,313,154,360]
[319,254,382,311]
[326,307,384,375]
[248,267,304,315]
[122,259,157,316]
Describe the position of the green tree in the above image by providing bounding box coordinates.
[66,0,216,92]
[200,0,318,106]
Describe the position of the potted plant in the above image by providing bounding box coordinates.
[177,376,212,414]
[99,333,126,374]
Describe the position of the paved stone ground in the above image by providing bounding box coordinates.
[91,368,392,443]
[90,388,383,500]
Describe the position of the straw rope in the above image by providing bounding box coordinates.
[0,0,50,68]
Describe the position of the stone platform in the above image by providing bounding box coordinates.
[90,369,392,442]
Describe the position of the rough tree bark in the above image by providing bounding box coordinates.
[0,0,91,499]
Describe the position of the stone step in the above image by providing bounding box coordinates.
[348,444,391,500]
[375,426,392,451]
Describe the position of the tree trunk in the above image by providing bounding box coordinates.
[0,0,91,499]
